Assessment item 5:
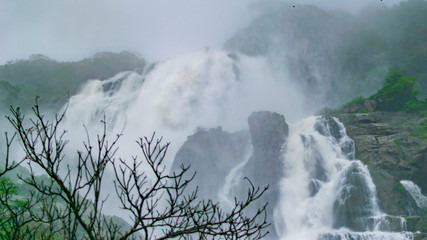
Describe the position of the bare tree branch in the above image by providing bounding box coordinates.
[1,103,270,240]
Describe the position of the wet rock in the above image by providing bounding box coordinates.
[365,215,408,232]
[415,233,427,240]
[102,76,126,94]
[248,111,288,154]
[301,135,328,181]
[333,162,378,231]
[406,217,427,234]
[243,111,288,195]
[242,111,289,238]
[172,111,289,236]
[314,116,341,140]
[172,127,250,199]
[335,112,427,216]
[308,179,323,197]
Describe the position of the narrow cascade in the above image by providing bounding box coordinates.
[275,116,413,240]
[218,145,252,208]
[400,180,427,208]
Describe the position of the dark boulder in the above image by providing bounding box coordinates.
[241,111,288,237]
[333,162,379,231]
[248,111,288,153]
[243,111,288,190]
[172,127,250,200]
[172,111,289,238]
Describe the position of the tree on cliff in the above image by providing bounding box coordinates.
[373,70,418,111]
[371,70,427,114]
[0,104,270,240]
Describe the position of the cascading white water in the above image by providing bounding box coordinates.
[218,145,252,208]
[58,50,418,239]
[62,50,306,163]
[275,116,413,240]
[64,51,238,160]
[400,180,427,208]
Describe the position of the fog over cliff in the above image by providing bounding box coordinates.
[0,0,402,64]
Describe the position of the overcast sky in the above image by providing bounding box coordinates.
[0,0,403,64]
[294,0,403,12]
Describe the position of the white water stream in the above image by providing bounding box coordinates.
[275,116,413,240]
[60,50,417,239]
[400,180,427,209]
[62,50,305,164]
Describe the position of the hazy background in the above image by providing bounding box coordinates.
[0,0,403,64]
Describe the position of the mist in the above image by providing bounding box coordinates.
[289,0,402,12]
[1,0,424,239]
[0,0,404,64]
[1,0,410,166]
[0,0,255,63]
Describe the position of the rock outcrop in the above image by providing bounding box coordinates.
[335,111,427,216]
[172,111,288,200]
[243,111,288,238]
[243,111,288,189]
[172,111,288,238]
[172,127,250,199]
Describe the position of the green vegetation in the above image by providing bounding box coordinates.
[344,96,365,107]
[0,176,67,240]
[332,70,427,116]
[226,0,427,105]
[417,218,427,232]
[371,70,427,115]
[0,51,145,111]
[0,177,32,239]
[338,0,427,100]
[371,70,418,111]
[411,120,427,140]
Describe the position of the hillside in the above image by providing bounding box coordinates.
[327,70,427,237]
[0,51,145,111]
[225,0,427,107]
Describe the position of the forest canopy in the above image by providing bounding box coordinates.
[0,52,145,111]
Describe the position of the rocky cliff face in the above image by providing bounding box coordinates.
[335,111,427,216]
[243,111,288,192]
[173,107,427,236]
[172,111,288,201]
[241,111,288,238]
[172,111,288,238]
[172,127,251,199]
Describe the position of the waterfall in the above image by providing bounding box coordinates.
[62,50,306,164]
[400,180,427,208]
[218,145,252,208]
[58,50,419,239]
[275,116,413,240]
